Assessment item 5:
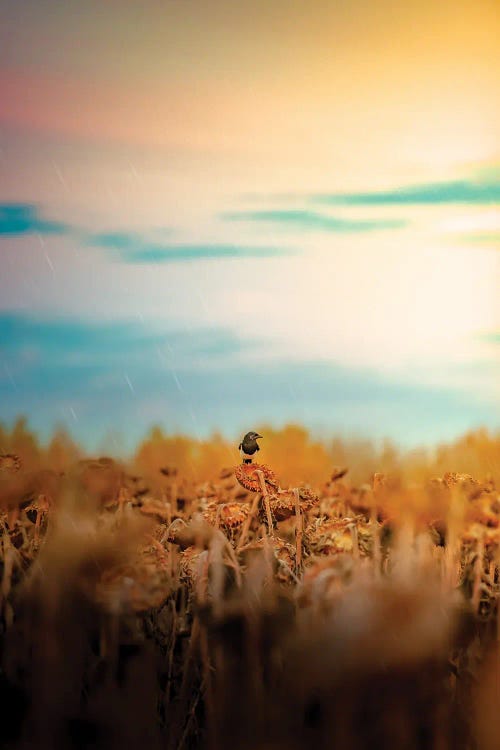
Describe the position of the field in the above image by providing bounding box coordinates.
[1,422,499,749]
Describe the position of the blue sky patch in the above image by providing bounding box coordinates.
[0,313,497,451]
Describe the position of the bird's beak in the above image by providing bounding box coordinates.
[255,434,263,440]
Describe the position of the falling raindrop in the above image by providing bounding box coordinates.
[52,161,69,191]
[44,251,55,274]
[124,373,135,393]
[171,369,184,393]
[128,161,143,187]
[187,404,199,433]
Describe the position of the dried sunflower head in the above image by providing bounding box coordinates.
[219,502,249,529]
[264,492,295,522]
[443,471,473,484]
[235,463,279,493]
[203,501,249,530]
[258,488,319,523]
[0,453,22,474]
[297,487,319,510]
[305,515,372,557]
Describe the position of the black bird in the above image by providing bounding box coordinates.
[239,431,263,464]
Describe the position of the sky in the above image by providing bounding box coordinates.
[0,0,499,452]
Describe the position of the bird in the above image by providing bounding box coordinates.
[238,431,263,464]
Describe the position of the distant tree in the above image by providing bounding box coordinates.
[198,432,237,479]
[46,427,81,472]
[0,421,8,453]
[9,417,42,470]
[257,424,332,487]
[134,426,196,479]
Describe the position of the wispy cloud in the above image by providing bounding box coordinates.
[88,232,291,263]
[311,178,500,206]
[0,203,69,236]
[222,209,406,232]
[0,204,291,263]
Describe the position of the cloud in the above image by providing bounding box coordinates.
[311,178,500,206]
[0,204,292,263]
[1,313,497,451]
[88,232,291,263]
[222,209,406,232]
[87,232,149,251]
[0,203,69,236]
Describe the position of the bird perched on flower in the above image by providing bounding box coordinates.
[239,431,262,464]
